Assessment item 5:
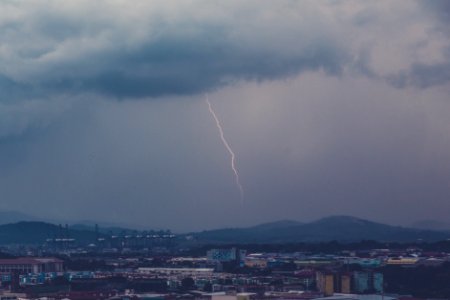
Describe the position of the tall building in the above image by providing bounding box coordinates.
[207,248,246,262]
[372,272,384,293]
[316,272,334,296]
[353,271,384,293]
[340,273,351,294]
[353,271,369,293]
[331,273,351,294]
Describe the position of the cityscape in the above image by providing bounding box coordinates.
[1,1,450,299]
[0,218,449,299]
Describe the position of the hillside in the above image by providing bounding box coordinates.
[191,216,450,243]
[1,216,450,245]
[0,221,102,245]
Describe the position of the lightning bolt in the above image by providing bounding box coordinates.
[206,95,244,204]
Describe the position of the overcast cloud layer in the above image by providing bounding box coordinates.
[0,1,450,231]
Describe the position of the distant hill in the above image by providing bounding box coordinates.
[0,222,103,245]
[2,216,450,245]
[0,210,147,233]
[191,216,450,243]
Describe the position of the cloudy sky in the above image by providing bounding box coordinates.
[1,1,450,231]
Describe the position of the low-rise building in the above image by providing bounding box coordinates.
[0,258,63,274]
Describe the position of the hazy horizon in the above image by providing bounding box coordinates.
[0,209,449,233]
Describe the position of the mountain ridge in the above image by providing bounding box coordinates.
[190,215,450,243]
[0,212,450,244]
[0,221,102,244]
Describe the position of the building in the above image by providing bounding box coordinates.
[385,257,419,266]
[338,274,351,294]
[353,272,369,293]
[0,258,63,274]
[137,267,214,277]
[207,248,246,262]
[316,272,334,296]
[313,295,396,300]
[353,271,383,294]
[295,259,338,268]
[243,258,267,268]
[372,273,383,293]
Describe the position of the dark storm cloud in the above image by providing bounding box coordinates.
[1,6,345,99]
[0,0,448,141]
[0,0,448,109]
[61,38,344,98]
[0,0,351,137]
